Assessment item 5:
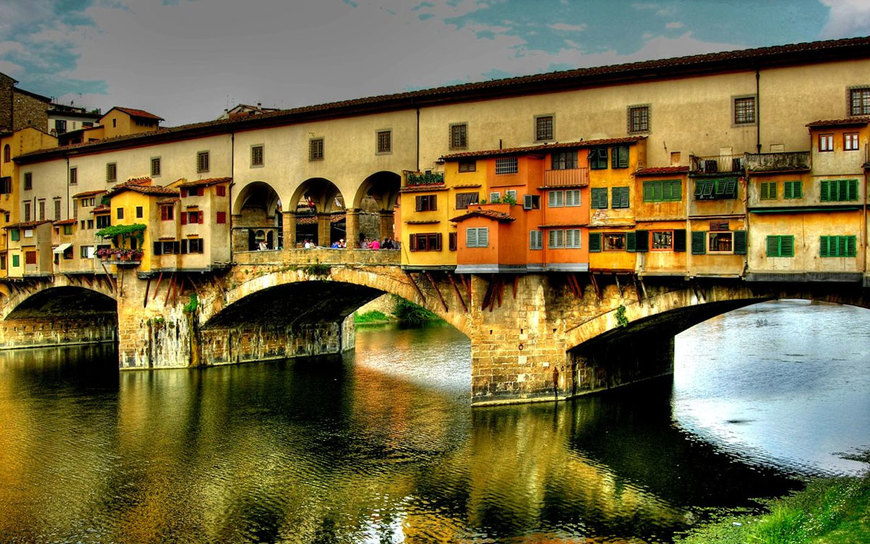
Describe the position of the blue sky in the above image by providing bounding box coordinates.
[1,0,868,126]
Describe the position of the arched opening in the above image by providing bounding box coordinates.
[288,178,344,248]
[351,171,401,248]
[232,182,282,251]
[3,144,10,163]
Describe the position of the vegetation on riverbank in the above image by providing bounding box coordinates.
[676,472,869,544]
[354,300,442,326]
[354,310,392,324]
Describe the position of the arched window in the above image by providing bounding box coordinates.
[2,144,10,163]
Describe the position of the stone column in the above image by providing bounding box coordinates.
[317,213,331,247]
[345,208,360,248]
[378,209,394,242]
[282,211,296,249]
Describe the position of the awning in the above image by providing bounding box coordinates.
[53,243,72,254]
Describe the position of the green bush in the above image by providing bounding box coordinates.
[394,299,438,326]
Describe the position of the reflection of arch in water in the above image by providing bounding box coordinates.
[233,181,282,250]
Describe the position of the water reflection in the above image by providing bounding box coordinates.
[0,302,867,543]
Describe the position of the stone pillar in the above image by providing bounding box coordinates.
[345,208,360,248]
[317,213,331,247]
[378,209,394,242]
[283,211,296,249]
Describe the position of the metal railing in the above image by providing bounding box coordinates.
[542,167,589,187]
[689,154,745,174]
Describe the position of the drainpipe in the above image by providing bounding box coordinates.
[756,69,761,154]
[229,132,234,260]
[415,107,420,172]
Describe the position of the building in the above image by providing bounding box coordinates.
[0,72,51,134]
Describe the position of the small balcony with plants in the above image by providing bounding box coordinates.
[95,223,146,266]
[404,170,445,188]
[689,154,745,176]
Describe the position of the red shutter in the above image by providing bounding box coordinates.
[181,213,187,225]
[198,212,203,224]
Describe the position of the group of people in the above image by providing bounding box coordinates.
[361,237,396,250]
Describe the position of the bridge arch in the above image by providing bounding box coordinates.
[232,180,283,250]
[1,282,116,321]
[288,177,345,247]
[352,171,401,244]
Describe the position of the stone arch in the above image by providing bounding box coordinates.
[2,285,117,321]
[351,171,401,246]
[288,178,345,248]
[232,181,283,251]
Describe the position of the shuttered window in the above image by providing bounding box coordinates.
[760,182,777,200]
[548,229,564,249]
[820,235,857,257]
[589,232,602,252]
[591,188,608,209]
[565,190,581,207]
[611,186,630,208]
[784,180,802,199]
[691,231,707,254]
[643,180,681,202]
[766,235,794,257]
[819,179,858,202]
[589,148,608,170]
[466,227,489,248]
[548,190,564,208]
[610,145,630,168]
[529,230,542,250]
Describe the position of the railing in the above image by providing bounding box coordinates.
[405,171,444,187]
[235,247,401,267]
[689,154,745,175]
[542,167,589,187]
[744,151,811,172]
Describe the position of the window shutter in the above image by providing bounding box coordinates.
[691,231,707,254]
[589,232,602,252]
[847,236,856,257]
[181,213,187,225]
[523,195,534,209]
[181,240,189,254]
[635,230,649,252]
[820,181,829,202]
[434,233,442,251]
[819,236,829,257]
[198,213,204,224]
[466,228,477,248]
[626,231,637,252]
[782,236,794,257]
[766,236,778,257]
[153,242,162,255]
[478,228,488,247]
[733,230,747,255]
[591,188,608,208]
[848,179,858,201]
[673,229,686,252]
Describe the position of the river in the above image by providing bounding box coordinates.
[0,300,867,543]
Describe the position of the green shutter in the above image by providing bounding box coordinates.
[589,232,602,252]
[666,180,682,201]
[848,179,858,201]
[643,182,654,201]
[820,181,830,202]
[820,236,829,257]
[626,231,636,252]
[591,188,608,209]
[781,236,794,257]
[847,236,857,257]
[635,230,649,252]
[673,229,686,252]
[766,236,778,257]
[691,231,707,254]
[733,230,747,255]
[612,187,629,208]
[10,229,19,242]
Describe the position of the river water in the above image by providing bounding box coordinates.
[0,300,867,543]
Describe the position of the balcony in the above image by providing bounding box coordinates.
[689,154,745,176]
[542,167,589,187]
[405,171,444,187]
[744,151,811,173]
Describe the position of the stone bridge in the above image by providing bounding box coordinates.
[1,248,868,405]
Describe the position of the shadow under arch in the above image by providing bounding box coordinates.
[4,286,117,320]
[288,178,345,247]
[233,181,283,251]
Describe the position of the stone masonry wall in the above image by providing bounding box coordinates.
[0,316,116,349]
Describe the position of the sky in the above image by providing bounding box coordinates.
[1,0,870,127]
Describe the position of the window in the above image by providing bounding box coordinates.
[644,179,682,202]
[820,235,857,257]
[12,254,18,267]
[216,185,226,197]
[151,157,161,177]
[694,178,737,200]
[69,167,77,185]
[96,215,110,228]
[251,144,264,166]
[450,123,467,149]
[87,219,94,229]
[529,230,542,250]
[760,181,777,200]
[0,176,11,194]
[81,246,92,259]
[566,229,582,248]
[548,190,564,208]
[54,200,61,221]
[766,235,794,257]
[415,195,437,212]
[784,180,803,199]
[23,202,31,222]
[409,233,441,251]
[591,187,608,209]
[376,131,391,154]
[611,187,629,208]
[505,189,517,203]
[161,206,174,221]
[458,160,476,172]
[136,206,143,219]
[25,251,36,265]
[548,229,564,249]
[709,231,733,253]
[197,151,210,172]
[466,227,489,248]
[455,192,479,210]
[106,163,117,183]
[38,200,45,220]
[820,179,858,202]
[589,147,608,170]
[489,191,500,202]
[693,230,746,255]
[564,189,580,207]
[523,195,540,210]
[186,211,202,224]
[551,151,577,170]
[55,119,67,134]
[849,87,870,116]
[117,208,124,220]
[818,134,833,152]
[734,96,756,125]
[611,146,629,169]
[628,105,650,133]
[603,233,626,251]
[535,114,554,142]
[24,172,32,191]
[10,229,19,241]
[216,211,227,224]
[651,231,673,250]
[495,157,518,175]
[449,232,457,251]
[2,144,9,163]
[188,239,204,254]
[844,133,859,151]
[0,255,5,270]
[309,138,324,161]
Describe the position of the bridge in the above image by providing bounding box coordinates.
[1,249,867,406]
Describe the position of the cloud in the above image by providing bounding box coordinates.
[548,23,587,32]
[819,0,870,38]
[665,21,684,29]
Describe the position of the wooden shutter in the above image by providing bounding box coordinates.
[635,230,649,252]
[153,242,162,255]
[691,231,706,254]
[589,232,602,252]
[466,228,478,248]
[181,240,188,254]
[626,231,636,252]
[673,229,686,252]
[766,236,778,257]
[733,230,747,255]
[181,213,187,225]
[198,213,204,224]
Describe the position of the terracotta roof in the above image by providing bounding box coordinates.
[92,205,110,213]
[441,137,645,161]
[13,36,870,164]
[53,219,77,226]
[806,117,870,128]
[108,107,164,121]
[4,220,52,229]
[157,197,179,205]
[400,183,449,193]
[450,208,516,223]
[72,189,107,198]
[107,178,179,197]
[635,166,690,176]
[177,177,232,188]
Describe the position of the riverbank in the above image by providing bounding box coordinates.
[676,472,869,543]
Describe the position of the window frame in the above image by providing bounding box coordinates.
[458,159,476,172]
[643,179,682,202]
[375,130,391,154]
[820,179,858,202]
[551,150,577,170]
[449,123,467,150]
[627,104,650,133]
[591,187,608,209]
[415,194,437,212]
[766,235,795,257]
[466,227,489,248]
[589,147,608,170]
[820,235,857,257]
[603,232,627,251]
[495,157,518,175]
[534,114,554,142]
[408,233,442,251]
[844,132,859,151]
[251,144,265,167]
[651,230,673,251]
[161,205,174,221]
[760,181,777,200]
[23,172,32,191]
[818,133,834,152]
[529,230,542,250]
[455,192,479,210]
[733,95,756,125]
[548,190,564,208]
[196,151,210,173]
[309,138,324,161]
[611,186,629,208]
[784,180,802,199]
[151,156,161,177]
[548,229,564,249]
[69,167,77,185]
[849,86,870,116]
